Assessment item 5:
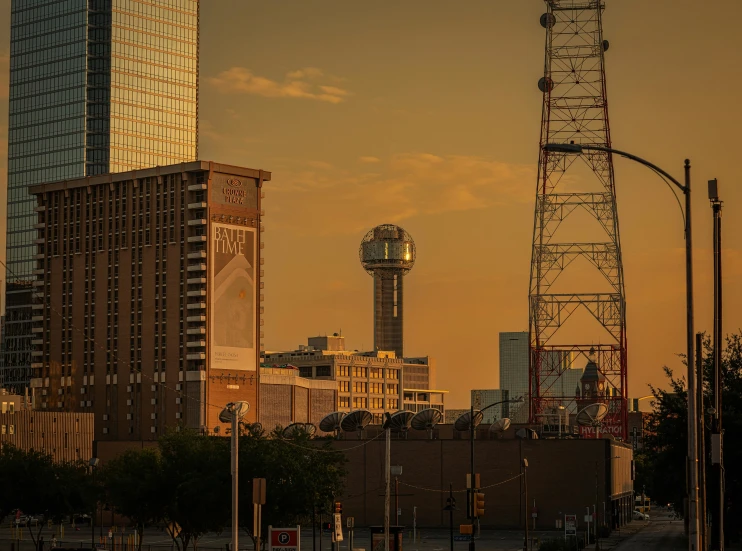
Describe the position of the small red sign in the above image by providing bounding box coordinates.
[270,527,300,551]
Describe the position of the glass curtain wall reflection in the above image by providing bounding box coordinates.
[4,0,199,391]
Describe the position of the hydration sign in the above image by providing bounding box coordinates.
[269,526,300,551]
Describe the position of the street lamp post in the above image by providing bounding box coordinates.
[219,401,251,551]
[708,179,724,551]
[544,142,699,551]
[522,459,529,551]
[89,458,99,551]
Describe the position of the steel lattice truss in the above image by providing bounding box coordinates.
[529,0,628,438]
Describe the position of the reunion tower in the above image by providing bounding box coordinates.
[359,225,416,357]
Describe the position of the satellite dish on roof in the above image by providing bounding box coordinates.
[411,408,442,439]
[454,410,484,432]
[244,422,263,436]
[219,401,250,423]
[320,411,346,434]
[576,403,609,427]
[490,418,511,434]
[341,409,373,438]
[388,411,414,433]
[282,423,307,439]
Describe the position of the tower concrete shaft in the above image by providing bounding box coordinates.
[528,0,628,439]
[374,273,404,357]
[360,224,416,359]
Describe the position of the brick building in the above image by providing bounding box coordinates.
[0,388,94,463]
[29,161,269,441]
[334,435,634,530]
[258,366,337,433]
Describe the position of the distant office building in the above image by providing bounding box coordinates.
[5,0,200,391]
[444,408,468,425]
[403,356,436,389]
[264,335,403,424]
[499,332,581,422]
[499,332,530,422]
[29,161,269,441]
[401,355,445,412]
[402,389,446,414]
[258,366,337,433]
[471,389,511,424]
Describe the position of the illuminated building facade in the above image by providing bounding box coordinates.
[29,161,268,441]
[5,0,198,391]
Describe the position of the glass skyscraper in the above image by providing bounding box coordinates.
[4,0,199,390]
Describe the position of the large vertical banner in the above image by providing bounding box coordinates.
[210,222,257,371]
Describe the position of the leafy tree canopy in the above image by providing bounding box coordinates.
[638,333,742,518]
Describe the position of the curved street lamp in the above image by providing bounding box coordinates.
[220,401,251,551]
[543,142,699,551]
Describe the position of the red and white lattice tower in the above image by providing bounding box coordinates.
[528,0,628,439]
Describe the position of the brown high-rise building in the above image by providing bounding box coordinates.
[28,161,269,442]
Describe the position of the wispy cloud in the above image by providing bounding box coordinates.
[208,67,350,104]
[358,156,381,164]
[271,153,535,234]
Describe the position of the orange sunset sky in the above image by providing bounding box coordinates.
[1,1,741,408]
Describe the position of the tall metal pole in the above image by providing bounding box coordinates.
[684,159,700,551]
[697,332,707,551]
[449,484,454,551]
[710,181,724,551]
[523,460,529,551]
[92,466,96,551]
[395,478,400,526]
[470,405,475,551]
[384,426,390,551]
[232,413,239,551]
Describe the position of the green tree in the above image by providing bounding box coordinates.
[0,446,95,546]
[638,333,742,525]
[102,448,166,550]
[158,428,231,550]
[237,428,346,548]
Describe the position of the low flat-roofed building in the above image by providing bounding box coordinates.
[0,388,94,463]
[258,366,337,433]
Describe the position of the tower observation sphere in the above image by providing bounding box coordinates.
[359,225,416,357]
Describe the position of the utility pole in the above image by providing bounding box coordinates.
[523,459,529,551]
[469,405,476,551]
[385,421,391,551]
[697,332,707,551]
[709,179,724,551]
[685,160,700,551]
[395,477,400,526]
[444,484,456,551]
[232,412,239,551]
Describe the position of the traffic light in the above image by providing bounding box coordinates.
[444,496,456,511]
[473,492,485,518]
[334,501,342,515]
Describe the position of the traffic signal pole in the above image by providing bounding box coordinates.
[449,484,455,551]
[470,405,475,551]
